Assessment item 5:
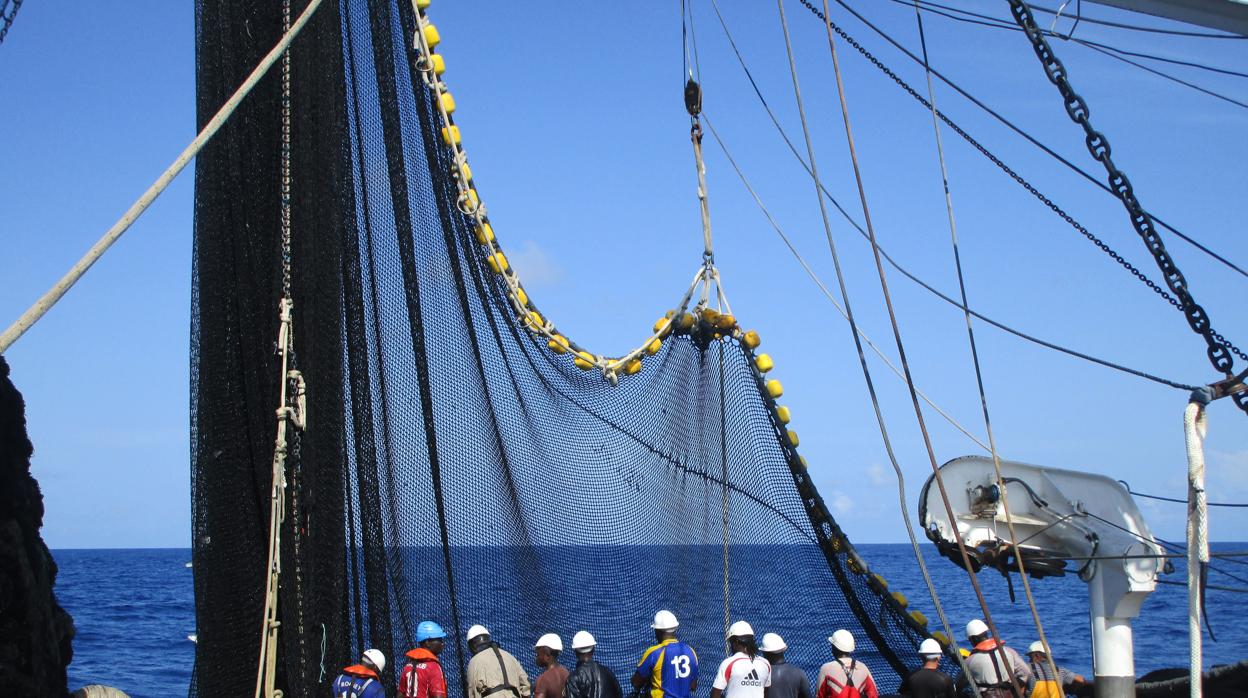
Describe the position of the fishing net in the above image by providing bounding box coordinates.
[190,1,944,695]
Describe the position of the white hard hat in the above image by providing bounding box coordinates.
[535,633,564,652]
[727,620,755,639]
[759,632,787,653]
[829,629,855,653]
[651,610,680,631]
[1027,641,1046,655]
[918,639,942,657]
[571,630,597,651]
[363,648,387,673]
[965,619,989,639]
[467,624,491,642]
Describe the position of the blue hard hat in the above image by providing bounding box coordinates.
[417,620,447,642]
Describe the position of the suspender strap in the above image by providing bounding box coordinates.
[484,646,521,698]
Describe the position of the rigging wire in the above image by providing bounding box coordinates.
[706,0,1197,393]
[1027,0,1248,38]
[774,0,1002,688]
[908,0,1063,685]
[897,0,1248,80]
[1157,579,1248,595]
[1120,481,1248,508]
[766,0,981,685]
[1005,0,1248,415]
[807,0,1248,286]
[1080,510,1248,585]
[891,0,1248,109]
[700,113,992,453]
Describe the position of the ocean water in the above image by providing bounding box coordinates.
[54,544,1247,697]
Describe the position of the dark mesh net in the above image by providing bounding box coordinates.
[190,1,943,696]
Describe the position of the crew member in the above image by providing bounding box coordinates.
[710,621,771,698]
[401,621,449,698]
[1025,641,1087,698]
[466,624,532,698]
[333,649,387,698]
[899,638,954,698]
[815,630,878,698]
[760,632,810,698]
[960,620,1030,698]
[533,633,570,698]
[566,631,623,698]
[633,610,698,698]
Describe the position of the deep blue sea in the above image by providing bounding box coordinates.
[54,544,1247,697]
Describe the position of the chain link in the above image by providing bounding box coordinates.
[1004,0,1247,413]
[279,0,311,683]
[0,0,22,45]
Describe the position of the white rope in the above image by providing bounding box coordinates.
[1184,398,1209,698]
[0,0,325,355]
[700,115,990,454]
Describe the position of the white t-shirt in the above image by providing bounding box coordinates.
[712,653,771,698]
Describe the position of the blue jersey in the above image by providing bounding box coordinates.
[333,671,386,698]
[636,638,699,698]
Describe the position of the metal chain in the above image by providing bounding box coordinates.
[1004,0,1248,414]
[279,0,311,687]
[0,0,22,45]
[795,0,1248,377]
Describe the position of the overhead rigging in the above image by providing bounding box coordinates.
[808,0,1248,285]
[1005,0,1248,415]
[707,0,1200,393]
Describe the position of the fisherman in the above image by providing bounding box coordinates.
[533,633,570,698]
[633,610,699,698]
[400,621,449,698]
[566,631,624,698]
[815,629,878,698]
[898,638,954,698]
[960,620,1030,698]
[759,632,810,698]
[1024,642,1087,698]
[332,648,387,698]
[466,624,532,698]
[710,621,771,698]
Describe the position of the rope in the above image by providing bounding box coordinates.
[254,6,317,696]
[719,342,732,648]
[256,299,296,698]
[898,0,1248,109]
[768,1,979,688]
[701,115,990,453]
[909,3,1063,686]
[0,0,326,355]
[1005,0,1246,417]
[1185,396,1210,698]
[706,1,1196,393]
[809,0,1024,691]
[806,0,1248,289]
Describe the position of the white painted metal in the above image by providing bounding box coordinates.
[920,456,1163,698]
[1085,0,1248,36]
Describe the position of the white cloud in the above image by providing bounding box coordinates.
[867,463,891,486]
[831,491,853,515]
[507,240,563,288]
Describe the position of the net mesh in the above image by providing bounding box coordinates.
[190,1,943,695]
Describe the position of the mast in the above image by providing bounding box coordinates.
[1085,0,1248,36]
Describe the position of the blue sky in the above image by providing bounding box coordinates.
[1,1,1245,551]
